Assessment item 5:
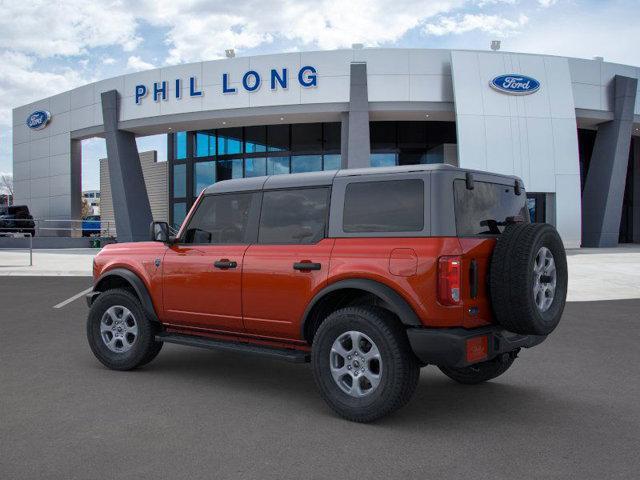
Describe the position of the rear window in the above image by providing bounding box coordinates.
[343,179,424,233]
[454,180,529,235]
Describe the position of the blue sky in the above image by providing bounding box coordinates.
[1,0,638,191]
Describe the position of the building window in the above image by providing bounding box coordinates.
[173,163,186,198]
[371,153,397,168]
[194,161,215,196]
[172,202,187,230]
[174,131,187,160]
[245,157,267,177]
[267,157,290,175]
[323,154,341,170]
[168,123,341,219]
[218,128,243,155]
[291,155,322,173]
[195,131,216,157]
[245,126,267,153]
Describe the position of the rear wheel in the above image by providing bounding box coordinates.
[86,288,163,370]
[312,306,419,423]
[439,353,516,385]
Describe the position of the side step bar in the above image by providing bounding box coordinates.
[156,333,310,363]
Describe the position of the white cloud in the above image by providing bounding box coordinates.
[538,0,557,7]
[0,51,87,125]
[126,55,156,72]
[0,0,141,57]
[102,57,116,65]
[134,0,465,64]
[424,13,528,36]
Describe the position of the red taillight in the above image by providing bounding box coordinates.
[438,256,461,306]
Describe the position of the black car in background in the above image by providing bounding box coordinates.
[0,205,36,237]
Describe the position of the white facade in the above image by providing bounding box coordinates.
[11,48,640,247]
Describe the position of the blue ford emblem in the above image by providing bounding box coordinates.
[26,110,51,130]
[490,74,540,95]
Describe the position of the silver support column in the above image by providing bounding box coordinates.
[343,62,370,169]
[582,75,638,247]
[101,90,153,242]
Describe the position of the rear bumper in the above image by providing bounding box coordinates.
[407,326,546,368]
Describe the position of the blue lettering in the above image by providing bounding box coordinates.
[298,66,317,87]
[189,76,202,97]
[153,81,167,101]
[270,68,287,90]
[135,85,147,104]
[242,70,261,92]
[175,79,181,99]
[222,73,236,93]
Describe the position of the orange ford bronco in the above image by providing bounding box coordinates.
[86,164,567,422]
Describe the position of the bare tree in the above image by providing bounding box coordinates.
[0,173,13,206]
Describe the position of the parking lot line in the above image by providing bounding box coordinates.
[53,287,93,309]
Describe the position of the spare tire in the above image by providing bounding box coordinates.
[489,223,568,335]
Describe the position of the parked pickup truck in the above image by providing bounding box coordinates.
[85,164,567,422]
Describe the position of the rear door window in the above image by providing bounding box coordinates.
[258,188,330,244]
[343,179,424,233]
[454,180,529,235]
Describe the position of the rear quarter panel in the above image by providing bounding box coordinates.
[330,237,470,327]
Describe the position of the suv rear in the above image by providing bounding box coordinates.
[86,164,567,422]
[0,205,35,237]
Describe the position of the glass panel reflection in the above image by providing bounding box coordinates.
[370,153,397,168]
[323,154,341,171]
[175,131,187,160]
[291,155,322,173]
[217,159,243,181]
[173,163,186,197]
[217,128,243,155]
[194,161,215,195]
[267,157,290,175]
[245,157,267,177]
[195,131,215,157]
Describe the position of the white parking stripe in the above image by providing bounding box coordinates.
[53,287,93,309]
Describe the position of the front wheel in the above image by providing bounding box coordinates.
[438,353,516,385]
[86,288,163,371]
[312,306,419,423]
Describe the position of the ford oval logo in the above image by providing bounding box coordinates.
[490,74,540,95]
[26,110,51,130]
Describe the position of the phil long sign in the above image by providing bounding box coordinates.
[490,74,540,95]
[135,66,318,105]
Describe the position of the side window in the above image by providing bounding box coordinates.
[259,188,329,244]
[343,179,424,232]
[182,193,254,244]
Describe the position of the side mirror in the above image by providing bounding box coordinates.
[150,221,170,243]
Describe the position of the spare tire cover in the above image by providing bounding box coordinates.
[489,223,568,335]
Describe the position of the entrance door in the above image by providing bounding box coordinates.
[242,187,333,340]
[162,191,259,332]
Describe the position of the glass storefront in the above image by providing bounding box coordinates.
[168,120,457,228]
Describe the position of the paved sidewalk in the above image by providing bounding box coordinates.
[1,245,639,301]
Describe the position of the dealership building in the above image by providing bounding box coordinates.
[11,48,640,247]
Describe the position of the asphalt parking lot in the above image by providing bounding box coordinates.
[1,277,639,479]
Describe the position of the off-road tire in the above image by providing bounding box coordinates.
[490,223,567,335]
[87,288,163,371]
[439,354,516,385]
[312,306,420,423]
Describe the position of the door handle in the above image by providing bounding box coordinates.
[293,261,321,271]
[214,259,237,269]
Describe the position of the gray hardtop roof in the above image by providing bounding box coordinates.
[203,164,522,194]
